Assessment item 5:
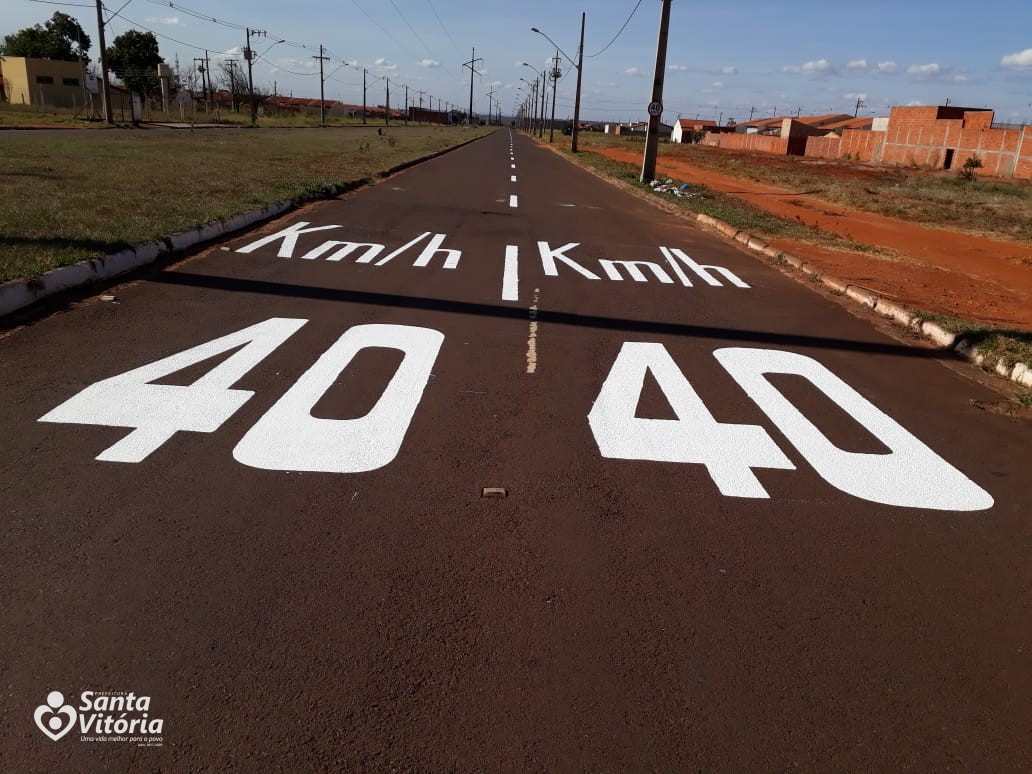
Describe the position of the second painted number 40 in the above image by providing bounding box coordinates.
[39,318,992,512]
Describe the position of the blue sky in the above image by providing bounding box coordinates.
[8,0,1032,123]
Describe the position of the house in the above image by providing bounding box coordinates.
[0,55,93,108]
[610,120,674,139]
[671,119,717,143]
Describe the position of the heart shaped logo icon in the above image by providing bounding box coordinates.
[34,691,76,741]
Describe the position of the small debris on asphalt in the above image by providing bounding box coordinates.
[100,294,118,302]
[482,487,508,498]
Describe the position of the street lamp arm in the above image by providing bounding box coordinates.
[531,27,578,69]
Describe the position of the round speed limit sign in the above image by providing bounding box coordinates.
[647,101,663,117]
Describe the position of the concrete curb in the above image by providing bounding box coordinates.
[0,131,490,320]
[692,212,1032,390]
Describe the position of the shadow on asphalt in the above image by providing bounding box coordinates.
[150,271,955,360]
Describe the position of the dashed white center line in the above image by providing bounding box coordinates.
[511,175,517,182]
[511,164,516,169]
[502,245,519,301]
[509,194,518,208]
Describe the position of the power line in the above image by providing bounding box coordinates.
[588,0,645,58]
[426,0,457,49]
[388,0,434,58]
[142,0,245,30]
[28,0,95,7]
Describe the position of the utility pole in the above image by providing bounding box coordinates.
[94,0,113,123]
[486,86,495,126]
[385,77,390,126]
[853,96,866,118]
[539,74,547,137]
[549,49,561,142]
[226,60,240,112]
[641,0,672,182]
[204,51,211,111]
[362,68,367,123]
[463,48,484,125]
[312,45,329,126]
[417,90,424,123]
[404,83,409,124]
[749,106,756,121]
[194,57,207,105]
[573,13,586,151]
[245,28,266,125]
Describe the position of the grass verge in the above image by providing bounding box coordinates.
[559,142,1032,376]
[579,134,1032,244]
[566,146,889,255]
[0,125,492,283]
[909,309,1032,370]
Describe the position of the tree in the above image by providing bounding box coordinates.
[106,30,164,96]
[0,12,91,61]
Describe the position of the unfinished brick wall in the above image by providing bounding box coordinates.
[1017,130,1032,179]
[840,130,884,161]
[804,136,841,159]
[878,106,1031,178]
[710,132,789,154]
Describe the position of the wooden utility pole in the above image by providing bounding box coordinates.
[549,50,561,142]
[463,48,483,125]
[94,0,113,123]
[314,45,329,126]
[572,12,585,152]
[641,0,673,182]
[245,28,267,125]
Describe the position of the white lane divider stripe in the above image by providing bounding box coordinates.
[511,175,517,182]
[502,245,519,301]
[509,194,518,208]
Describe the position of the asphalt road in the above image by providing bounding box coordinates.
[2,128,1029,771]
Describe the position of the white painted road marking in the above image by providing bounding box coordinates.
[234,325,444,474]
[503,245,519,301]
[511,175,517,183]
[509,195,519,208]
[526,289,540,374]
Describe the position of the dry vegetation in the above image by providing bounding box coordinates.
[579,133,1032,244]
[0,125,492,283]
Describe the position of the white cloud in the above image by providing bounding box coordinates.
[874,61,898,74]
[373,57,398,72]
[145,16,182,26]
[906,100,923,106]
[623,67,643,76]
[711,81,724,88]
[417,59,440,68]
[1001,48,1032,69]
[668,64,688,72]
[845,92,867,101]
[907,63,941,76]
[719,66,738,75]
[783,59,834,75]
[847,59,867,70]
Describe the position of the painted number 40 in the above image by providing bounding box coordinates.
[39,319,992,512]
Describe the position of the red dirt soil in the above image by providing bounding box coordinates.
[594,146,1032,331]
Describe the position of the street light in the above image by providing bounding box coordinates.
[532,13,585,152]
[519,76,537,133]
[521,64,545,137]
